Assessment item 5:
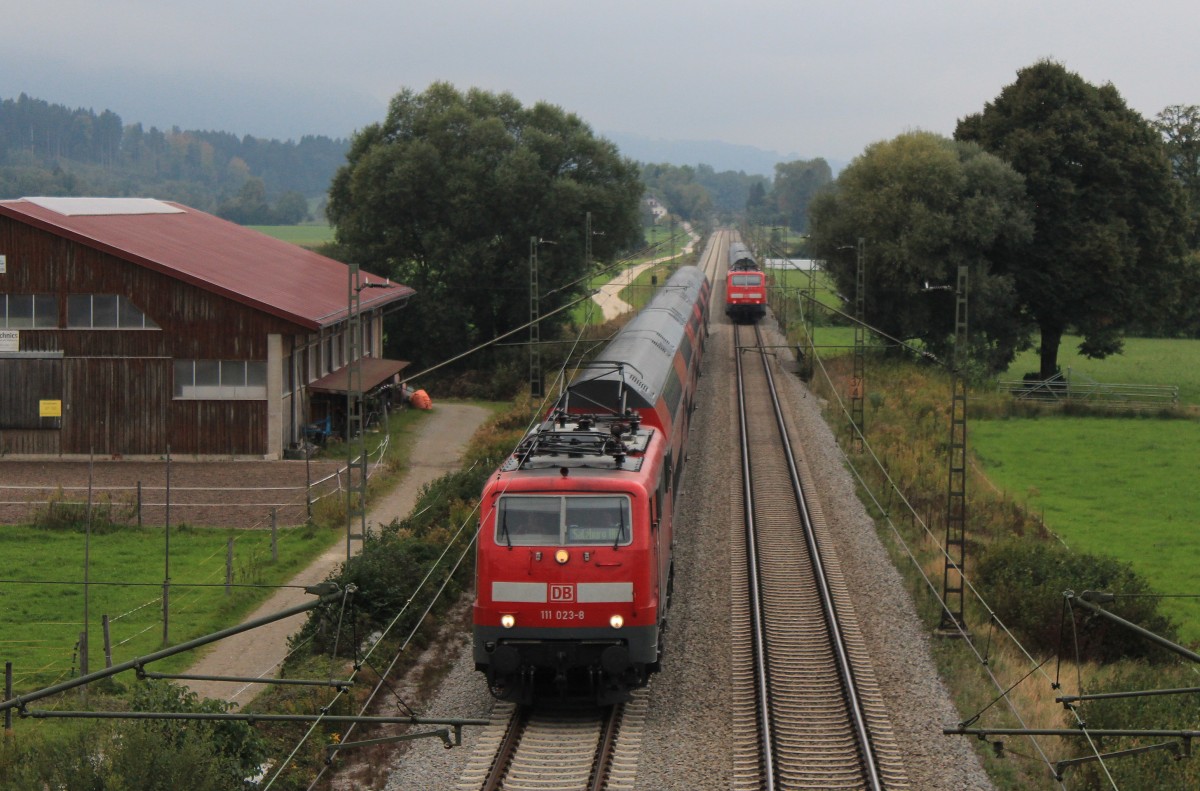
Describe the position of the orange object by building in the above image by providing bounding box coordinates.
[410,389,432,410]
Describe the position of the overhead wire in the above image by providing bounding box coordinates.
[798,274,1117,788]
[295,258,615,788]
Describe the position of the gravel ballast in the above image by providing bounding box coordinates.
[381,310,995,790]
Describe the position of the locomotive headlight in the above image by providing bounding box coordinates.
[555,549,570,564]
[609,614,624,629]
[500,614,516,629]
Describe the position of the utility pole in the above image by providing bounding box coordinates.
[585,212,593,269]
[802,257,817,381]
[529,237,542,399]
[346,265,365,562]
[346,265,393,562]
[163,446,171,646]
[849,238,866,452]
[939,265,970,635]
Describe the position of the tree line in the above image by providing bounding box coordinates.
[0,93,348,222]
[808,60,1200,379]
[640,158,832,233]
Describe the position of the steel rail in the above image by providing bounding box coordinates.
[734,321,778,790]
[751,321,884,790]
[588,703,624,791]
[480,705,528,791]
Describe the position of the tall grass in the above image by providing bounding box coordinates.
[804,352,1199,788]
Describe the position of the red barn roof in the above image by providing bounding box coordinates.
[0,197,414,330]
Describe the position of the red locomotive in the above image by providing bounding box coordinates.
[473,266,711,705]
[725,241,766,323]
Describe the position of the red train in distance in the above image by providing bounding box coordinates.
[725,241,766,323]
[473,266,711,705]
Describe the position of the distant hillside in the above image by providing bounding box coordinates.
[605,130,846,177]
[0,93,348,221]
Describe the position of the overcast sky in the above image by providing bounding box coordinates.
[3,1,1196,165]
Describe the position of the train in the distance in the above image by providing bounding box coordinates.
[725,241,766,323]
[473,265,711,705]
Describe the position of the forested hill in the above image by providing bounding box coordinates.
[0,94,349,222]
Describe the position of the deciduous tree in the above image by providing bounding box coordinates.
[956,61,1188,376]
[328,83,644,374]
[771,158,832,232]
[1155,104,1200,247]
[809,131,1033,373]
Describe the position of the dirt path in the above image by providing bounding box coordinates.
[183,402,491,705]
[591,222,699,321]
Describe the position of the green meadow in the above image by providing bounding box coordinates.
[970,335,1200,643]
[0,524,336,692]
[250,223,335,248]
[1005,334,1200,405]
[971,416,1200,642]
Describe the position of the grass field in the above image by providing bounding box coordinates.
[1003,335,1200,405]
[250,223,335,248]
[976,333,1200,643]
[971,416,1200,643]
[0,524,338,692]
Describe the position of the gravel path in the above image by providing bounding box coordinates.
[376,311,995,789]
[591,223,698,321]
[183,402,491,706]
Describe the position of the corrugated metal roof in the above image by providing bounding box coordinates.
[0,197,414,330]
[308,358,410,394]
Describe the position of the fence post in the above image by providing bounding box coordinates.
[137,481,142,528]
[305,449,313,518]
[162,582,170,647]
[271,508,278,563]
[79,631,88,678]
[102,615,112,669]
[226,538,234,596]
[4,661,12,734]
[163,445,171,648]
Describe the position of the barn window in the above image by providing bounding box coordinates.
[173,359,268,399]
[67,295,159,329]
[1,294,57,328]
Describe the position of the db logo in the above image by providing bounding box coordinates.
[550,584,575,602]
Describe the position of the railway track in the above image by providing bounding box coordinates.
[456,691,648,791]
[730,319,910,789]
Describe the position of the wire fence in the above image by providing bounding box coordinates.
[0,433,395,690]
[0,433,392,530]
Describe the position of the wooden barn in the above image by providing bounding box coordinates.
[0,197,414,458]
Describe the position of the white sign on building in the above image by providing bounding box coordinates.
[0,329,18,352]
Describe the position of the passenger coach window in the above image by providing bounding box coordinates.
[497,495,632,546]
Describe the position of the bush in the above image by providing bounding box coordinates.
[0,681,266,791]
[291,395,531,659]
[976,539,1179,662]
[1071,661,1200,789]
[32,488,134,533]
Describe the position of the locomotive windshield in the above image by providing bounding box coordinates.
[730,273,762,286]
[497,494,632,547]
